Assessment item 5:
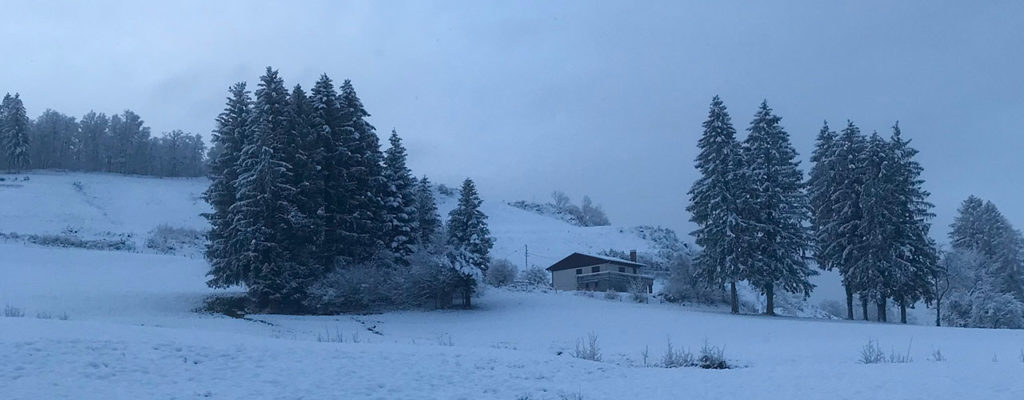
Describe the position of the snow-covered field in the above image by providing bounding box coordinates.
[2,172,1023,399]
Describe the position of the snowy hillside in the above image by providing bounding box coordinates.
[3,171,1022,399]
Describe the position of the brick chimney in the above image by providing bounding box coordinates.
[629,250,637,263]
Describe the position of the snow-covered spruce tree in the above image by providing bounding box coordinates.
[204,82,252,289]
[1,93,31,172]
[855,132,900,322]
[382,129,418,258]
[447,178,494,307]
[309,74,349,267]
[339,79,386,263]
[807,121,848,316]
[687,95,747,314]
[415,175,442,244]
[887,122,939,323]
[822,121,870,319]
[229,67,314,313]
[286,84,326,269]
[738,101,815,316]
[949,197,1024,300]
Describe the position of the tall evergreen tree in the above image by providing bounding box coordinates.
[448,178,494,268]
[339,79,386,262]
[807,121,849,316]
[855,132,900,322]
[205,82,253,288]
[823,121,869,319]
[739,101,815,316]
[415,175,441,244]
[447,178,494,308]
[887,122,938,323]
[286,84,325,266]
[687,95,746,314]
[950,197,1024,299]
[382,129,418,257]
[1,93,31,172]
[230,67,309,313]
[309,74,348,267]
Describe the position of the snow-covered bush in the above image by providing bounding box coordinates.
[145,225,205,254]
[661,339,694,368]
[573,333,602,362]
[628,278,649,303]
[485,258,518,287]
[437,184,455,197]
[305,246,474,313]
[661,253,720,304]
[859,339,886,364]
[698,342,730,369]
[508,192,610,227]
[26,232,135,251]
[3,304,25,318]
[603,289,620,300]
[519,267,550,287]
[944,288,1024,329]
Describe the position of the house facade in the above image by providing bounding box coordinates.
[546,252,653,293]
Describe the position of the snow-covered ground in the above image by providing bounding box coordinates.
[2,172,1023,399]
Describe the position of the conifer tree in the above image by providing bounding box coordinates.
[230,67,309,312]
[739,101,815,316]
[447,178,494,308]
[856,132,899,322]
[448,178,494,269]
[416,175,441,244]
[823,121,869,318]
[309,74,348,267]
[687,95,746,314]
[950,197,1024,299]
[205,82,252,289]
[807,121,849,316]
[1,93,31,172]
[382,129,418,257]
[339,79,386,262]
[887,122,938,323]
[286,84,326,264]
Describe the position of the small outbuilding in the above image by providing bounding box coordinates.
[546,251,653,293]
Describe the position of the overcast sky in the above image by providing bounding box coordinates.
[2,1,1022,244]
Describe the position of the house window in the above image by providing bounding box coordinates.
[632,267,637,274]
[618,267,625,273]
[591,266,600,273]
[576,268,582,275]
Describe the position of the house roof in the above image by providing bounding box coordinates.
[545,252,645,271]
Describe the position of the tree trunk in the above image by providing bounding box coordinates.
[845,285,854,320]
[877,298,887,322]
[765,285,775,316]
[899,299,907,324]
[463,287,472,309]
[861,296,869,321]
[935,300,942,327]
[730,281,739,314]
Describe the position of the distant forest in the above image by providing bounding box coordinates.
[0,93,205,177]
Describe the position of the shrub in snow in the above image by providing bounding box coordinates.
[145,225,205,254]
[859,339,886,364]
[437,184,455,197]
[437,333,454,347]
[3,304,25,318]
[929,349,946,362]
[484,259,518,287]
[662,339,695,368]
[698,341,729,369]
[944,286,1024,329]
[26,232,135,251]
[628,278,649,303]
[819,300,846,319]
[603,289,620,300]
[306,245,475,313]
[519,267,550,287]
[573,333,602,362]
[660,253,720,304]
